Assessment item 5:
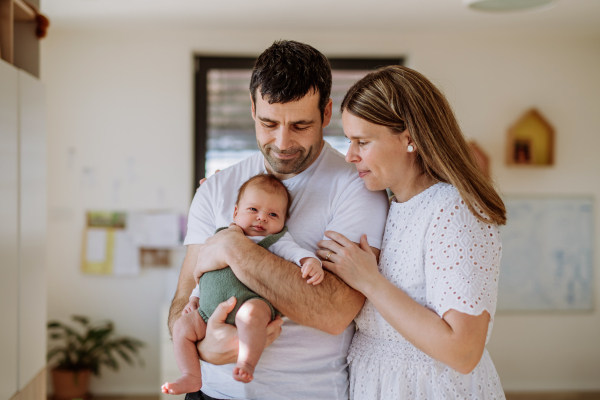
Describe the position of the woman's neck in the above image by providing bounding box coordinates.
[391,172,438,203]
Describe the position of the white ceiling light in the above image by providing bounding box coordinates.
[464,0,556,12]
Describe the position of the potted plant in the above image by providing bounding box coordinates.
[47,315,145,400]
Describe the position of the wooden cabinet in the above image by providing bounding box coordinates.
[0,55,20,400]
[0,0,40,77]
[0,58,46,400]
[18,68,47,392]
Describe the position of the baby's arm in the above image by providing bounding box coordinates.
[181,285,200,315]
[300,257,324,285]
[269,232,324,285]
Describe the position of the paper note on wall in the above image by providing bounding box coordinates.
[86,228,108,262]
[113,230,141,276]
[82,228,114,274]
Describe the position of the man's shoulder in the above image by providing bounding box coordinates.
[317,142,363,183]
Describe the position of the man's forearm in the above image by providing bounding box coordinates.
[168,244,202,337]
[168,296,188,337]
[227,239,365,335]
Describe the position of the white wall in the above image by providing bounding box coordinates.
[41,27,600,394]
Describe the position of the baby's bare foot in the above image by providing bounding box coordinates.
[233,362,255,383]
[161,374,202,395]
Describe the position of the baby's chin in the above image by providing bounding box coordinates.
[241,225,282,237]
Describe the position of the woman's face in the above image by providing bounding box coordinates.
[342,112,414,194]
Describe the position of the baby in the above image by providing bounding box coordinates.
[162,173,324,395]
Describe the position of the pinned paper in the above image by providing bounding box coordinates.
[86,228,108,262]
[113,230,141,276]
[82,211,184,276]
[82,228,114,275]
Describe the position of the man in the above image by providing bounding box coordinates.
[169,40,389,400]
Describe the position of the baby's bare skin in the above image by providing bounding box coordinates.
[161,308,206,395]
[232,298,273,383]
[164,181,323,393]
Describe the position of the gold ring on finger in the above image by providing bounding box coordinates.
[325,252,332,261]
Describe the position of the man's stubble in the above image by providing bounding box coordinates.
[259,139,323,176]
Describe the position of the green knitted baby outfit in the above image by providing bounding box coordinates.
[197,226,287,325]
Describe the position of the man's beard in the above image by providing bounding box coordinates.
[260,141,321,175]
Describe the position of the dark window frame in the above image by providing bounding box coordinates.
[193,55,404,194]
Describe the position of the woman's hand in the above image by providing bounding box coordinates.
[317,231,380,294]
[193,223,245,283]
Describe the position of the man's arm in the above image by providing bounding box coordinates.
[168,244,201,336]
[169,242,284,366]
[200,227,379,335]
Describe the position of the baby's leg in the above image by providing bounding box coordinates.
[233,299,272,383]
[161,311,207,395]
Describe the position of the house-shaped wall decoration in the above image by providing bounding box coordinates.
[469,141,490,176]
[506,108,554,166]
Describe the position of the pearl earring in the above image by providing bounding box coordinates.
[407,145,415,153]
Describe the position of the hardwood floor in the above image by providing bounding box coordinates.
[61,393,600,400]
[506,393,600,400]
[88,397,159,400]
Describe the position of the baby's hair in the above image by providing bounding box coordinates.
[236,174,293,219]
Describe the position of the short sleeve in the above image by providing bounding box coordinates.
[425,195,502,326]
[326,177,389,249]
[183,178,217,245]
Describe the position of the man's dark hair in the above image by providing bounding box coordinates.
[250,40,332,120]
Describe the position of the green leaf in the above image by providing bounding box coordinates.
[71,315,90,326]
[47,315,145,376]
[114,348,133,366]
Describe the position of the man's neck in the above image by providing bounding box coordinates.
[264,140,325,181]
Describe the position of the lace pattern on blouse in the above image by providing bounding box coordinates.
[349,183,505,399]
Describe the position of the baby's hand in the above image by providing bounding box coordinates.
[300,258,324,285]
[181,297,199,315]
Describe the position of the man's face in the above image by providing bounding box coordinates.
[252,90,332,179]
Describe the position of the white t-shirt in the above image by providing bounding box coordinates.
[190,232,318,300]
[184,141,389,400]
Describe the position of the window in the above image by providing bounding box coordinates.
[193,56,403,192]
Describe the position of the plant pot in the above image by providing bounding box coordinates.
[51,368,91,400]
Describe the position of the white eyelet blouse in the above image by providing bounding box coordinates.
[348,182,506,400]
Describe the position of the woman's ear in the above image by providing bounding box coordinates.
[396,128,413,146]
[400,129,417,154]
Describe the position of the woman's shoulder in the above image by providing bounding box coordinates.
[427,182,462,209]
[428,183,498,231]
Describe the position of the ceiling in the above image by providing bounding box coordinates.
[41,0,600,35]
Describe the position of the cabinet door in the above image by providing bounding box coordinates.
[0,60,19,400]
[18,69,47,390]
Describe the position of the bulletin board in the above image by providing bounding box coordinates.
[497,196,594,311]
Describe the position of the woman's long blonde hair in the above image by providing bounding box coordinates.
[341,65,506,225]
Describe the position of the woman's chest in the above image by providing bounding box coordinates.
[377,205,434,303]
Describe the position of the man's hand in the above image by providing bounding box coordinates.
[197,297,284,365]
[193,223,247,284]
[182,297,199,315]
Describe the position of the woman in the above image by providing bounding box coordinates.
[317,66,507,399]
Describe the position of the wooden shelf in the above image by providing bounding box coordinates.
[0,0,41,70]
[13,0,35,22]
[506,108,555,166]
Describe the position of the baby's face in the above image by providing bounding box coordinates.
[233,185,287,236]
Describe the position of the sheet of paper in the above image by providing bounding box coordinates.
[113,230,141,276]
[86,228,107,262]
[82,228,113,275]
[142,213,181,247]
